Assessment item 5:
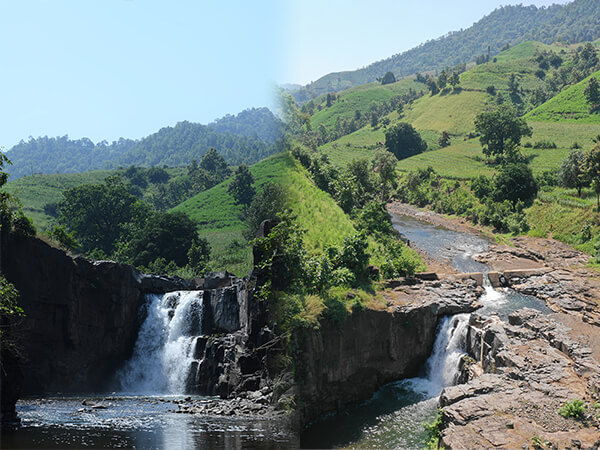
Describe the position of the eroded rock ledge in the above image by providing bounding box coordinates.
[440,309,600,448]
[296,278,482,426]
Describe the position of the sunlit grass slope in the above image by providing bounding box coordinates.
[310,78,424,132]
[526,70,600,123]
[5,170,118,230]
[172,152,362,274]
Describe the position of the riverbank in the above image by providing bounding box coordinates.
[388,201,600,447]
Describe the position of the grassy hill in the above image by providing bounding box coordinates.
[292,0,600,101]
[5,170,119,229]
[526,70,600,123]
[4,166,188,230]
[171,152,360,275]
[309,79,425,133]
[310,40,600,181]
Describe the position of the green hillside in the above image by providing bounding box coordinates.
[309,79,424,132]
[526,70,600,123]
[171,152,359,274]
[292,0,600,100]
[309,39,600,181]
[5,170,119,229]
[4,166,188,230]
[6,108,282,179]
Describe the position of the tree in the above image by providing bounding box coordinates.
[372,150,398,200]
[584,77,600,105]
[187,238,211,273]
[426,78,439,95]
[508,73,520,97]
[474,105,532,159]
[449,72,460,88]
[381,71,396,85]
[384,123,428,160]
[199,148,231,180]
[244,182,287,240]
[559,150,589,197]
[146,166,170,184]
[437,70,448,90]
[128,211,199,268]
[584,143,600,211]
[58,176,148,255]
[493,163,538,206]
[439,131,451,148]
[228,164,255,207]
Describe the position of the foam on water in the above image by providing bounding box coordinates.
[117,291,203,394]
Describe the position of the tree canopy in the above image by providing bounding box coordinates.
[58,175,148,255]
[384,123,428,160]
[228,165,256,207]
[474,105,532,158]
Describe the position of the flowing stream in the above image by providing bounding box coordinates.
[301,212,551,448]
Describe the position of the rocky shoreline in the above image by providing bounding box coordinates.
[388,201,600,447]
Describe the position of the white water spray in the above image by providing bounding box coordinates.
[407,313,470,397]
[117,291,204,394]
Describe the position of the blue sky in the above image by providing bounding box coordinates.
[286,0,573,85]
[0,0,572,150]
[0,0,286,149]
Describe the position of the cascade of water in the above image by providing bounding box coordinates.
[117,291,203,394]
[407,313,470,397]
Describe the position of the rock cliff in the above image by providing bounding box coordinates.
[1,232,190,395]
[440,309,600,448]
[296,279,482,425]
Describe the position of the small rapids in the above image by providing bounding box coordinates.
[117,291,204,395]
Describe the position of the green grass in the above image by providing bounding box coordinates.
[172,152,363,274]
[4,170,118,230]
[310,78,424,132]
[527,70,600,123]
[403,90,487,135]
[283,158,357,255]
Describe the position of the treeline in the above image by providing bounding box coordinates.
[208,107,283,143]
[44,148,242,276]
[6,108,283,179]
[293,0,600,101]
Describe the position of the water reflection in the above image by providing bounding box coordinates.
[4,396,298,449]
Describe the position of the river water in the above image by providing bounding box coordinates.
[6,213,551,449]
[300,213,551,448]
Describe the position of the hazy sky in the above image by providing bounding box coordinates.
[0,0,573,150]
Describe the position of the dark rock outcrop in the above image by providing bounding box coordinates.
[295,280,481,425]
[0,232,190,396]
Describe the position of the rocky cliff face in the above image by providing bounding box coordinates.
[296,279,481,425]
[440,309,600,448]
[1,232,190,394]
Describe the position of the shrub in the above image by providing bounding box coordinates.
[533,140,557,149]
[558,399,586,419]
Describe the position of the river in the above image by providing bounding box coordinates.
[300,212,551,448]
[4,212,551,449]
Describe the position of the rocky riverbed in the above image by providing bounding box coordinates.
[388,201,600,447]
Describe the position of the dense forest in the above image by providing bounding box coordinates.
[5,108,283,179]
[292,0,600,101]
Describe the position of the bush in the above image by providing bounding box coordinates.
[533,140,557,149]
[493,163,538,206]
[12,213,36,236]
[558,399,586,419]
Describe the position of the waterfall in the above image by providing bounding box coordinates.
[407,313,470,397]
[117,291,204,394]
